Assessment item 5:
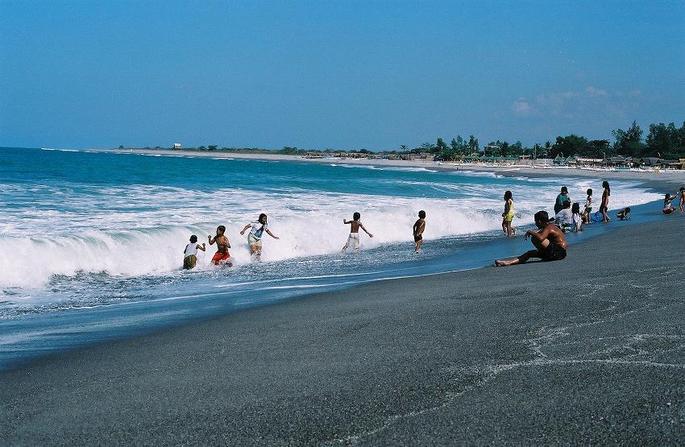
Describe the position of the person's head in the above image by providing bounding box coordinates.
[602,180,610,189]
[418,210,426,219]
[563,200,571,209]
[586,188,593,196]
[216,225,225,235]
[190,235,198,243]
[572,203,580,214]
[624,207,631,213]
[665,193,672,200]
[353,212,361,221]
[533,210,550,228]
[561,186,568,194]
[680,186,685,192]
[504,190,512,201]
[258,213,267,224]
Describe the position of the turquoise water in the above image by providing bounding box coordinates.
[0,147,663,368]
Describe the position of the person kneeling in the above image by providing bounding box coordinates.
[495,211,568,267]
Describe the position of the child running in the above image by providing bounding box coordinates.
[240,213,279,261]
[413,210,427,253]
[582,188,593,224]
[341,212,373,252]
[208,225,232,266]
[501,191,516,237]
[183,235,206,270]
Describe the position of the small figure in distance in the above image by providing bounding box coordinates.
[341,212,373,252]
[183,234,206,270]
[582,188,593,224]
[571,202,583,232]
[663,194,676,215]
[413,210,427,253]
[495,210,568,267]
[600,181,611,223]
[616,207,631,220]
[240,213,279,261]
[208,225,232,266]
[554,186,570,215]
[679,187,685,214]
[501,191,516,237]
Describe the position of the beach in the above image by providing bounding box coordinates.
[2,216,683,445]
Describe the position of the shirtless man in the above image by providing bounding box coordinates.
[342,212,373,252]
[495,211,568,267]
[208,225,232,266]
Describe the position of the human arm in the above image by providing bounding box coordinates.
[343,219,352,225]
[360,223,373,238]
[527,225,554,242]
[239,224,251,236]
[208,235,215,245]
[266,229,279,239]
[198,243,206,251]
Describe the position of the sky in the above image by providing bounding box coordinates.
[1,0,683,150]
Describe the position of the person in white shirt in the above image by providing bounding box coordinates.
[240,213,279,261]
[554,200,573,232]
[183,234,206,270]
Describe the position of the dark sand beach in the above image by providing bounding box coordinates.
[2,217,684,445]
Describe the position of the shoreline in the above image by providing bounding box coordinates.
[2,216,683,444]
[103,147,685,190]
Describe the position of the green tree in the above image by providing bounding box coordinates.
[612,121,644,157]
[550,135,587,158]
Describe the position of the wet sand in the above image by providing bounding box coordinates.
[2,217,684,445]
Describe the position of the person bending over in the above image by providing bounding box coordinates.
[495,211,567,267]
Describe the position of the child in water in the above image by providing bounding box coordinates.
[183,235,206,270]
[663,193,676,214]
[571,202,583,232]
[341,212,373,252]
[240,213,279,261]
[413,210,427,253]
[616,207,631,220]
[501,191,516,237]
[208,225,232,266]
[582,188,593,224]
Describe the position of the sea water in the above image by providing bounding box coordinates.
[0,147,663,368]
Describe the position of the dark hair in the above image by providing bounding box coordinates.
[561,186,568,194]
[572,203,580,213]
[353,212,360,220]
[602,181,610,196]
[534,210,549,224]
[217,225,226,233]
[258,213,267,222]
[190,235,198,243]
[625,207,631,213]
[563,200,571,208]
[418,210,426,218]
[504,190,512,201]
[680,186,685,192]
[586,188,593,196]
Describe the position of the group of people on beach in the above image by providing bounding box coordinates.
[182,182,684,271]
[495,182,685,267]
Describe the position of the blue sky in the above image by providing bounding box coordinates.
[1,0,683,150]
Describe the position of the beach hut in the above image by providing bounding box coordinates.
[173,143,182,150]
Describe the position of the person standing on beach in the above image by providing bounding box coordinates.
[501,191,516,237]
[554,186,570,215]
[600,181,611,223]
[582,188,593,224]
[679,187,685,214]
[413,210,426,253]
[495,211,567,267]
[341,212,373,252]
[208,226,232,266]
[240,213,279,261]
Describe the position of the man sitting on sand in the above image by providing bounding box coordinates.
[495,211,567,267]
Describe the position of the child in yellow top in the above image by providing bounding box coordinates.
[501,190,516,237]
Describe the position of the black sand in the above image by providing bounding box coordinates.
[1,218,684,445]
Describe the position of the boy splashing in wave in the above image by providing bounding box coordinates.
[413,210,426,253]
[208,225,232,266]
[240,213,279,261]
[342,212,373,252]
[183,234,206,270]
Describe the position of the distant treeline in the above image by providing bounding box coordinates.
[128,120,685,160]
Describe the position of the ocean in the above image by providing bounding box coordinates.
[0,147,663,368]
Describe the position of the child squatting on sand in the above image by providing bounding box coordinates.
[342,212,373,252]
[495,211,568,267]
[183,235,206,270]
[413,210,426,253]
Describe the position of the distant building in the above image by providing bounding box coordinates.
[173,143,182,150]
